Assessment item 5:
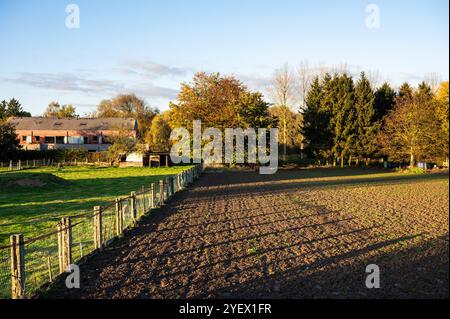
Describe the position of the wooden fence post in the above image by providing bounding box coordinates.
[180,172,184,188]
[115,198,123,236]
[130,192,137,221]
[141,186,146,213]
[57,218,72,274]
[159,180,164,205]
[151,184,156,208]
[93,206,103,250]
[165,177,170,199]
[10,234,25,299]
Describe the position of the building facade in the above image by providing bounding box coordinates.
[9,117,137,152]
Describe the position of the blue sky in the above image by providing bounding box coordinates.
[0,0,448,115]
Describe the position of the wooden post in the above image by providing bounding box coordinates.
[141,186,146,213]
[57,218,72,274]
[93,206,103,250]
[151,184,156,208]
[47,256,53,282]
[159,180,164,205]
[149,185,153,208]
[165,177,170,199]
[10,234,25,299]
[130,192,137,221]
[115,198,123,236]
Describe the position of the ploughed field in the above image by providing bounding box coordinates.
[42,168,449,299]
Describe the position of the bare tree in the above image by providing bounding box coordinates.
[269,63,298,157]
[366,69,381,88]
[297,60,312,112]
[330,62,350,75]
[424,72,442,92]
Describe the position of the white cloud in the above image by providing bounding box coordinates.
[117,59,194,78]
[1,71,179,100]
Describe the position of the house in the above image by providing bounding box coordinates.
[9,117,137,152]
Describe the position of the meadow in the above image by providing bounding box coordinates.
[0,165,192,246]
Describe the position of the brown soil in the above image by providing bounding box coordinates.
[41,169,449,299]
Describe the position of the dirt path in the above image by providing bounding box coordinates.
[42,169,449,299]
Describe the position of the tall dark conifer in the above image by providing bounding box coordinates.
[374,82,396,121]
[330,74,356,167]
[302,76,327,159]
[354,72,378,164]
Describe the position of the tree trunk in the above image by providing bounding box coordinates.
[340,154,344,168]
[410,152,415,168]
[283,107,287,157]
[348,155,352,167]
[365,158,370,166]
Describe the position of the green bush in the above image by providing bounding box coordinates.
[57,148,90,162]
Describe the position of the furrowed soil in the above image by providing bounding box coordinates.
[41,168,449,299]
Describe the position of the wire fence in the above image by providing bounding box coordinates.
[0,158,116,172]
[0,164,203,299]
[0,159,50,172]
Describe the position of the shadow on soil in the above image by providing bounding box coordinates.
[192,168,449,200]
[37,168,449,299]
[205,235,449,299]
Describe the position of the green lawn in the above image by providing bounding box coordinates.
[0,165,194,298]
[0,165,192,246]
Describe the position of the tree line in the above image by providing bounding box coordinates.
[1,68,449,167]
[302,74,448,167]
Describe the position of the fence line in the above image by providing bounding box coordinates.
[0,157,119,172]
[0,164,203,299]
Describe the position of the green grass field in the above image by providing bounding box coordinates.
[0,165,192,246]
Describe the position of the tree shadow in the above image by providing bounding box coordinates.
[203,235,449,299]
[36,168,449,299]
[190,169,448,201]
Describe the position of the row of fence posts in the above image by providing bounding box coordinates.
[1,158,110,171]
[8,164,203,299]
[1,159,53,171]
